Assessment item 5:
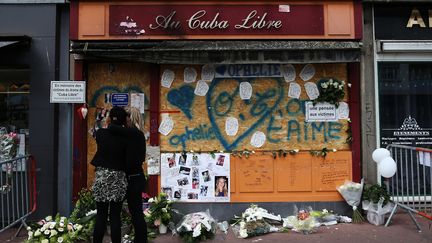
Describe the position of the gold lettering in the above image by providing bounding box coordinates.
[407,8,426,28]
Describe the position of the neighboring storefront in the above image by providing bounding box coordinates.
[70,0,362,217]
[362,1,432,183]
[0,1,70,218]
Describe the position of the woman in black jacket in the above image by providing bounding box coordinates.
[109,107,147,243]
[91,106,128,243]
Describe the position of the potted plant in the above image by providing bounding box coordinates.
[362,183,393,225]
[145,192,175,234]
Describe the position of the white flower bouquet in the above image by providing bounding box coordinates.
[282,209,318,234]
[337,179,365,223]
[231,204,280,238]
[315,78,346,107]
[25,214,92,243]
[176,211,216,243]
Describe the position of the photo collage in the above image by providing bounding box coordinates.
[161,153,230,202]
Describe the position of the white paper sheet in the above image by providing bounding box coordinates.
[250,131,266,148]
[201,64,215,81]
[161,69,175,88]
[158,114,174,136]
[288,82,301,99]
[194,80,209,96]
[184,67,197,83]
[419,151,431,167]
[304,82,320,100]
[239,81,253,100]
[281,64,296,82]
[130,93,145,114]
[300,64,316,81]
[337,102,350,119]
[225,117,239,136]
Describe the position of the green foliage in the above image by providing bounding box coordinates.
[69,188,96,223]
[314,78,346,107]
[363,183,391,206]
[178,225,215,243]
[146,192,175,226]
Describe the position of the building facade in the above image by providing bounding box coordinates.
[0,0,70,218]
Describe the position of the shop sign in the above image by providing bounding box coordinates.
[109,4,324,37]
[375,5,432,40]
[111,93,129,107]
[305,102,338,122]
[214,64,282,78]
[50,81,86,103]
[381,115,432,147]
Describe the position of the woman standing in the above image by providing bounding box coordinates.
[91,106,128,243]
[109,107,147,243]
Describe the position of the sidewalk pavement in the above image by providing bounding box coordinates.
[1,213,431,243]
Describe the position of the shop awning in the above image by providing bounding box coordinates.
[70,40,361,64]
[0,35,31,49]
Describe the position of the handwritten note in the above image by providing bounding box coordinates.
[194,80,209,96]
[281,64,296,82]
[288,82,301,99]
[239,159,273,192]
[337,102,349,119]
[239,82,253,100]
[158,114,174,136]
[184,67,197,83]
[201,64,215,81]
[304,82,320,100]
[316,155,351,191]
[250,131,266,148]
[225,117,239,136]
[161,69,175,88]
[300,64,315,81]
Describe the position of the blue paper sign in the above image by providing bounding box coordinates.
[111,93,129,107]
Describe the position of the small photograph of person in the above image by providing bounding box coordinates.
[199,186,208,197]
[178,153,187,166]
[202,170,210,182]
[161,187,173,199]
[191,155,200,166]
[192,178,199,189]
[187,192,198,200]
[174,190,182,199]
[216,155,225,166]
[177,177,189,186]
[214,176,228,197]
[179,166,191,175]
[192,167,199,178]
[168,156,176,168]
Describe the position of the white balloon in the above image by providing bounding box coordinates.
[378,157,397,178]
[372,148,391,163]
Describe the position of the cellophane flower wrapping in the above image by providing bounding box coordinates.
[176,211,216,243]
[231,204,281,238]
[282,207,319,234]
[0,127,18,162]
[362,198,394,226]
[337,179,365,223]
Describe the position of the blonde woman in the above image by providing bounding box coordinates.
[215,176,228,197]
[108,107,147,243]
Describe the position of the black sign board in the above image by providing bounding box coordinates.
[375,4,432,40]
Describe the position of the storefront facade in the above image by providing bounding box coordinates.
[363,0,432,183]
[0,1,70,218]
[71,0,362,218]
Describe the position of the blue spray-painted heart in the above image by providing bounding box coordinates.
[167,85,195,120]
[206,78,284,151]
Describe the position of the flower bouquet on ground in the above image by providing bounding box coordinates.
[337,179,365,223]
[282,208,318,235]
[231,204,281,238]
[25,214,91,243]
[145,192,176,233]
[309,208,338,226]
[362,183,394,226]
[176,211,216,243]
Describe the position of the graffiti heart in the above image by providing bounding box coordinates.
[167,85,195,120]
[206,78,284,150]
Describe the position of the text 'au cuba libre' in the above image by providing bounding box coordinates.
[149,10,283,30]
